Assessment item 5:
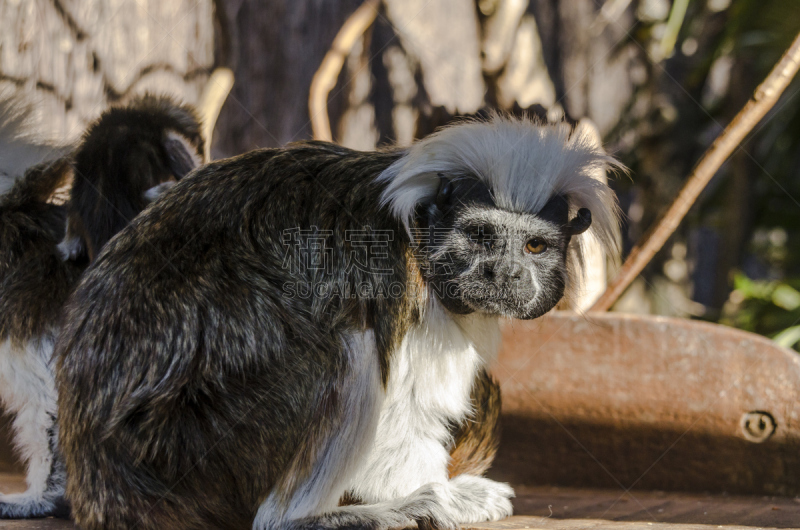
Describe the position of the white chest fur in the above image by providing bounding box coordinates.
[0,338,56,419]
[348,300,500,503]
[0,338,58,500]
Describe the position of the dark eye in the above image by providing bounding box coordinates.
[525,238,547,254]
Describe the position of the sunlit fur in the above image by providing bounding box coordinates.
[55,117,620,530]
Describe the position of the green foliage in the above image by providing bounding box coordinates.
[610,0,800,346]
[711,1,800,349]
[721,273,800,350]
[773,326,800,349]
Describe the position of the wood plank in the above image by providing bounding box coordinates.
[506,485,800,528]
[3,474,799,529]
[468,516,790,530]
[0,513,795,529]
[0,520,73,529]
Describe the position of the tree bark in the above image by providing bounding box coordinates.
[0,0,213,143]
[211,0,363,157]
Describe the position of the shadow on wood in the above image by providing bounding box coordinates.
[0,411,22,474]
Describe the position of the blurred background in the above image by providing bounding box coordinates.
[1,0,800,342]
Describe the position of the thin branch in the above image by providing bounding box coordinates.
[198,67,235,159]
[309,0,380,142]
[591,30,800,312]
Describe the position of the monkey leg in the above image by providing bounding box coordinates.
[253,331,455,530]
[288,476,510,530]
[0,340,67,519]
[345,399,513,527]
[277,483,459,530]
[448,368,501,478]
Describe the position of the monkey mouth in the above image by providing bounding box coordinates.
[457,283,545,319]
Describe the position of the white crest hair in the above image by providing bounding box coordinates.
[378,114,623,269]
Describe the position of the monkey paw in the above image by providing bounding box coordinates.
[142,180,177,202]
[57,236,84,262]
[403,483,460,530]
[446,475,514,523]
[0,491,69,519]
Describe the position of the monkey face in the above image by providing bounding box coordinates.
[417,177,591,320]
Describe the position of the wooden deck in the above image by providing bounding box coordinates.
[2,475,799,529]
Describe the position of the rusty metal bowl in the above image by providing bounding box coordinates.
[490,311,800,497]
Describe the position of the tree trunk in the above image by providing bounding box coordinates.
[211,0,364,157]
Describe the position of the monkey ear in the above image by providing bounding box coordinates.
[537,194,570,226]
[435,173,453,210]
[423,173,453,227]
[163,130,203,179]
[567,208,592,236]
[418,173,454,229]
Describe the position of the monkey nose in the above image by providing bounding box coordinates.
[511,269,533,292]
[483,263,495,280]
[498,261,532,288]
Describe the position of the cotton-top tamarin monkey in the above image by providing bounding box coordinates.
[0,94,204,519]
[56,115,620,530]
